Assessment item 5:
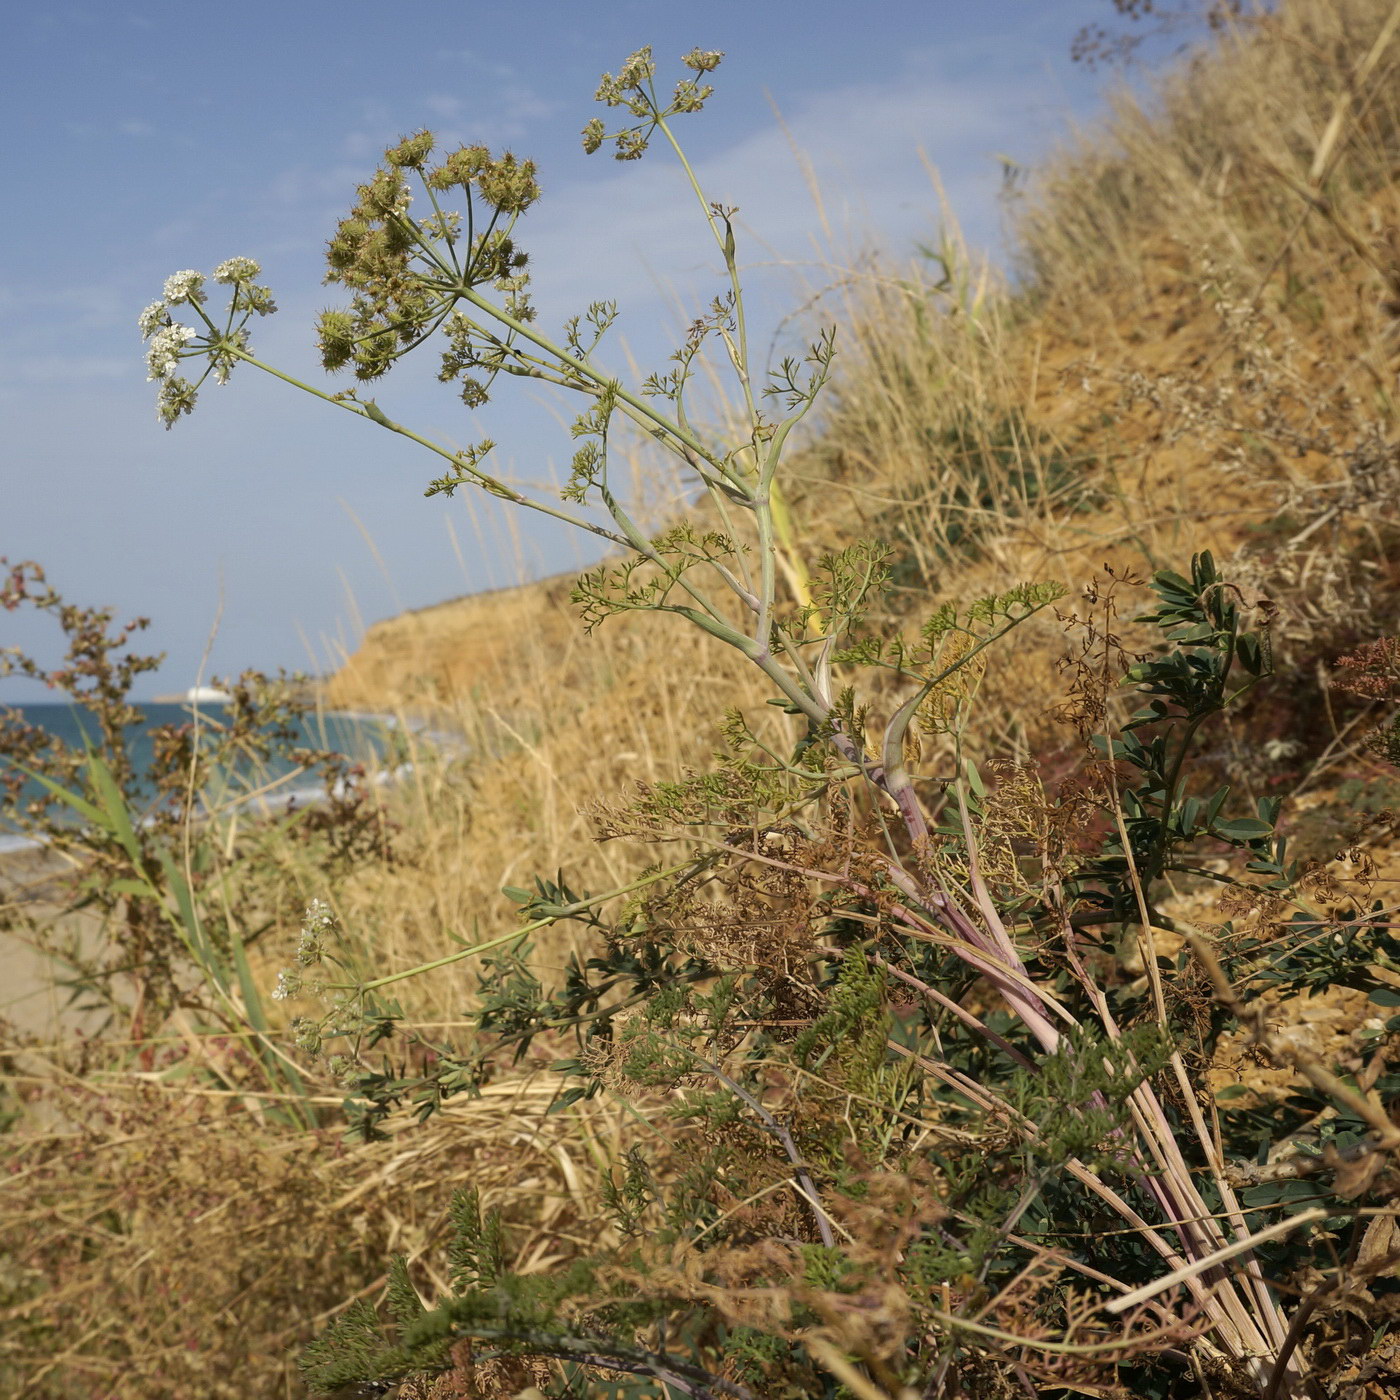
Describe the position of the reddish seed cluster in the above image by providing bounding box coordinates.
[1335,636,1400,700]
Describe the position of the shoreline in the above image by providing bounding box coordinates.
[0,838,73,893]
[0,708,468,868]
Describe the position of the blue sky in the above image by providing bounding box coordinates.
[1,0,1146,702]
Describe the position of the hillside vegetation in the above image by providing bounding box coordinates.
[5,2,1400,1397]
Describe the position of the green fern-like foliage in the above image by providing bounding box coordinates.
[298,1189,693,1398]
[299,1189,514,1395]
[299,1297,421,1395]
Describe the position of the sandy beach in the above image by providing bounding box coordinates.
[0,844,107,1039]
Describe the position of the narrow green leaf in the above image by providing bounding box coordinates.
[85,752,145,868]
[548,1086,588,1115]
[109,877,158,899]
[964,759,985,800]
[4,759,107,828]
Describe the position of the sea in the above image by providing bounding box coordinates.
[0,699,434,856]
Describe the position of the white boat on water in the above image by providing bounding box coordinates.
[184,686,232,704]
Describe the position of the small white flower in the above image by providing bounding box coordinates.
[303,897,336,935]
[145,322,196,381]
[155,375,198,428]
[292,897,338,964]
[162,269,207,305]
[137,301,167,338]
[209,326,249,385]
[271,968,301,1001]
[213,256,261,284]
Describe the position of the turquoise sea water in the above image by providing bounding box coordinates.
[0,700,410,854]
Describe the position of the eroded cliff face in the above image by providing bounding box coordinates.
[324,573,581,713]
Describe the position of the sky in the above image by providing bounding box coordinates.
[0,0,1159,703]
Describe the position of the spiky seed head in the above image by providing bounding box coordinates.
[384,130,435,169]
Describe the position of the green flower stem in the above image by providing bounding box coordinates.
[593,472,733,631]
[654,111,757,425]
[466,323,588,384]
[752,493,778,653]
[345,299,454,354]
[708,559,761,613]
[339,854,718,994]
[418,181,463,273]
[736,632,930,835]
[674,390,753,597]
[224,347,632,549]
[338,253,748,636]
[449,284,740,492]
[651,105,821,617]
[464,201,506,281]
[394,206,469,285]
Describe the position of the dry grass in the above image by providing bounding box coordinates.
[1,1027,648,1399]
[5,0,1400,1393]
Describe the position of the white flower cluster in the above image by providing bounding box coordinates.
[297,897,336,965]
[155,378,198,428]
[144,322,196,381]
[268,897,342,1006]
[140,261,277,428]
[213,256,261,284]
[209,326,250,385]
[270,968,302,1001]
[137,301,167,337]
[162,269,206,305]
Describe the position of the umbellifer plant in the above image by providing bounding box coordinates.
[142,45,1400,1400]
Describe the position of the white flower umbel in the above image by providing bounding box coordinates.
[156,376,198,428]
[270,968,302,1001]
[141,261,279,427]
[213,256,261,284]
[137,301,167,338]
[297,897,336,965]
[145,322,196,381]
[162,269,207,305]
[210,327,250,385]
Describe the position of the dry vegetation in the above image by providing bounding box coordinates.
[5,0,1400,1394]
